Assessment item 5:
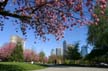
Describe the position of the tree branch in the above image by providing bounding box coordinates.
[0,0,8,10]
[15,0,56,13]
[0,10,31,20]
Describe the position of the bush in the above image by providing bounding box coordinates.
[64,60,70,64]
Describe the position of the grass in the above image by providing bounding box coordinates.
[0,62,46,71]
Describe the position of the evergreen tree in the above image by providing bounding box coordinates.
[66,43,81,61]
[9,42,24,62]
[39,51,45,63]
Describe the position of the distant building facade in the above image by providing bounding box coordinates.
[10,35,25,48]
[56,48,62,56]
[51,49,55,55]
[63,41,75,57]
[81,45,88,57]
[63,40,67,60]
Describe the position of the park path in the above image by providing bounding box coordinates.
[33,66,108,71]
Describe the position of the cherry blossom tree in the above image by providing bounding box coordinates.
[33,54,40,62]
[23,49,39,62]
[0,0,107,40]
[0,42,16,61]
[43,57,48,63]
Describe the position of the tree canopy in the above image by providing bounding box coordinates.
[86,7,108,62]
[0,0,107,40]
[87,8,108,49]
[39,51,45,63]
[66,43,81,60]
[9,42,24,62]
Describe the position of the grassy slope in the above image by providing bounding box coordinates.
[0,62,46,71]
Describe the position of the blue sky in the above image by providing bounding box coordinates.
[0,19,89,56]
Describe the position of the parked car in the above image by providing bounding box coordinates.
[100,62,108,66]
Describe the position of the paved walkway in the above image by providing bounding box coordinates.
[34,66,108,71]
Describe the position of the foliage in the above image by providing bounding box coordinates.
[48,54,57,64]
[0,43,41,62]
[39,51,45,63]
[43,57,48,63]
[0,0,107,40]
[87,8,108,62]
[56,55,63,64]
[8,42,24,62]
[0,43,16,61]
[24,49,39,62]
[87,8,108,48]
[66,43,81,61]
[85,49,108,62]
[0,62,46,71]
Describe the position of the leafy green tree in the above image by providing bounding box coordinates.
[48,54,57,64]
[9,42,24,62]
[87,8,108,62]
[86,49,107,59]
[66,42,81,63]
[39,51,45,63]
[87,8,108,49]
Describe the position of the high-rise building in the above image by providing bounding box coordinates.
[63,40,67,60]
[51,49,55,55]
[10,35,25,48]
[56,48,62,56]
[81,45,88,57]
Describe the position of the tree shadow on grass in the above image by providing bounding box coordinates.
[0,64,25,71]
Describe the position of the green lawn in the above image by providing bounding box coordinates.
[0,62,46,71]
